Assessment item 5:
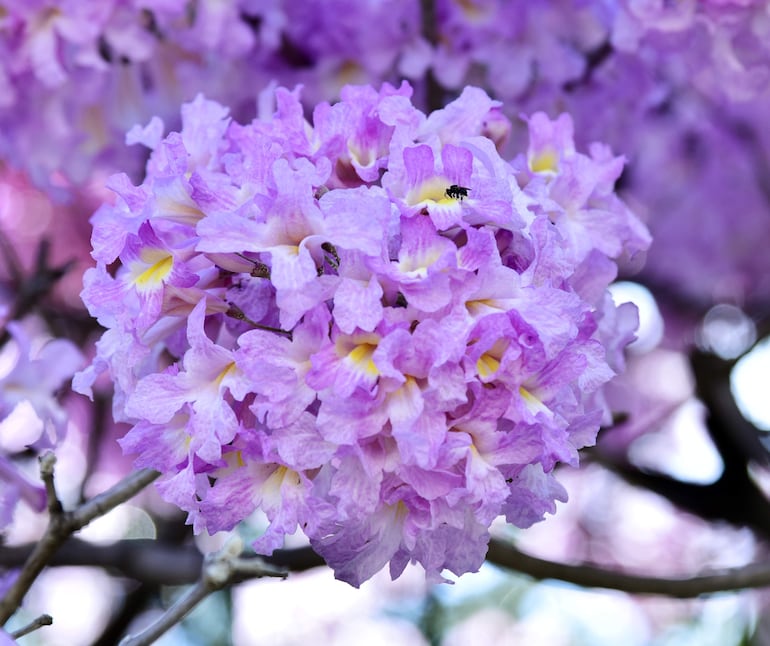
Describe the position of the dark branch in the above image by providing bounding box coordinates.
[0,238,75,346]
[6,532,770,599]
[9,613,52,639]
[486,538,770,598]
[0,539,323,586]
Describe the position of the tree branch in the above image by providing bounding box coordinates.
[0,540,323,586]
[9,614,53,639]
[0,539,203,586]
[118,578,211,646]
[118,539,287,646]
[71,469,160,529]
[486,538,770,598]
[0,466,160,625]
[6,532,770,599]
[39,452,62,515]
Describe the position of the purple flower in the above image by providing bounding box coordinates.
[0,323,83,446]
[125,299,250,463]
[86,83,649,586]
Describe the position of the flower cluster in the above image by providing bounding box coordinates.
[609,0,770,102]
[0,0,259,189]
[0,0,419,191]
[6,1,767,194]
[78,83,649,585]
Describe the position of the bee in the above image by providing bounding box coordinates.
[445,184,470,200]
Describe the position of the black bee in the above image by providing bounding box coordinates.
[445,184,470,200]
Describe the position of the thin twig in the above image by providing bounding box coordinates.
[0,467,160,625]
[0,224,23,285]
[9,614,53,639]
[119,540,288,646]
[118,579,211,646]
[38,452,62,515]
[0,238,75,346]
[226,303,293,339]
[71,468,160,529]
